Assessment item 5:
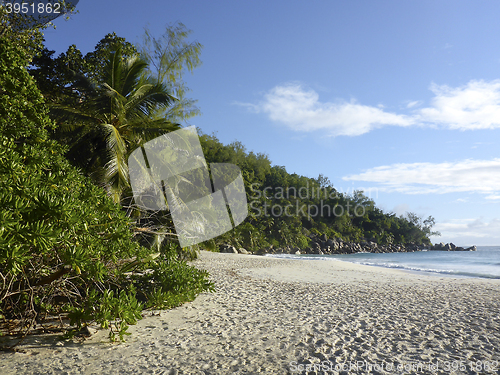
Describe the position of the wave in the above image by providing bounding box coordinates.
[352,261,500,279]
[266,253,500,279]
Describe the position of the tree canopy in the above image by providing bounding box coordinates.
[139,23,203,123]
[48,46,180,202]
[197,132,438,252]
[29,26,203,203]
[0,27,212,346]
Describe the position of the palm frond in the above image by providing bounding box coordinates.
[51,45,184,203]
[126,82,176,117]
[121,57,149,96]
[102,123,128,184]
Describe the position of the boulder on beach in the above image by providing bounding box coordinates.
[219,244,238,254]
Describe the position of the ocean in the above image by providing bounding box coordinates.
[267,246,500,279]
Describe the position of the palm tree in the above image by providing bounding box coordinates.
[52,46,180,203]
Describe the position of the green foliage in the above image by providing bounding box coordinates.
[0,33,213,346]
[139,22,203,123]
[133,258,214,310]
[42,46,179,203]
[68,288,143,342]
[29,33,138,104]
[196,131,438,251]
[29,31,192,203]
[83,33,138,82]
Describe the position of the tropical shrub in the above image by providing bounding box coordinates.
[0,31,213,346]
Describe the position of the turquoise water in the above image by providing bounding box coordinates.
[268,246,500,279]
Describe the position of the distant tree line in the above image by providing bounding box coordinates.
[198,133,439,252]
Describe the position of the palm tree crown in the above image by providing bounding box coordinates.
[52,46,180,203]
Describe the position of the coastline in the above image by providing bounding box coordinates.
[264,248,500,280]
[236,234,477,257]
[2,251,500,374]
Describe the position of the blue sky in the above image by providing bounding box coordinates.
[42,1,500,245]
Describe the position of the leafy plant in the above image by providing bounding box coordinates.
[0,29,213,348]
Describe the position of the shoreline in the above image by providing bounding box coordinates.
[263,252,500,281]
[245,252,500,284]
[1,251,500,374]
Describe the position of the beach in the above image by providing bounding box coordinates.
[1,251,500,374]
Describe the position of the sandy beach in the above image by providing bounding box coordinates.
[1,251,500,374]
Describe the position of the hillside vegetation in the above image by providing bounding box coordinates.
[198,133,438,253]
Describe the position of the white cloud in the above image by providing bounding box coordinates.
[419,80,500,130]
[241,79,500,136]
[406,100,422,108]
[432,218,500,245]
[343,159,500,194]
[250,83,414,137]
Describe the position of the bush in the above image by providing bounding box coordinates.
[133,257,215,310]
[0,32,213,346]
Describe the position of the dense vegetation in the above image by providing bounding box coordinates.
[0,22,212,345]
[198,133,439,253]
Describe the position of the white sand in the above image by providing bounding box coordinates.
[1,251,500,374]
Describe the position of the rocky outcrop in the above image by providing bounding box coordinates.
[430,243,476,251]
[238,247,249,254]
[293,235,426,255]
[219,237,476,256]
[219,244,251,254]
[219,244,238,254]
